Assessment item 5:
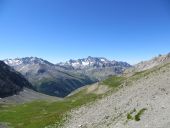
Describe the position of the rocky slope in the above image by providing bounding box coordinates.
[1,55,170,128]
[125,53,170,75]
[62,62,170,128]
[0,61,33,98]
[4,57,96,97]
[58,56,131,80]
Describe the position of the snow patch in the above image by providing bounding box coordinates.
[82,61,89,66]
[100,59,106,62]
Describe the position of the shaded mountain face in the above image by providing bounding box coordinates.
[4,57,96,97]
[124,53,170,75]
[0,61,33,98]
[57,56,131,80]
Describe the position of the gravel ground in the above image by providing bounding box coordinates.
[0,123,9,128]
[62,65,170,128]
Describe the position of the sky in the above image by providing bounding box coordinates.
[0,0,170,64]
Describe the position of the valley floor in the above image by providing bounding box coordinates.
[62,64,170,128]
[1,63,170,128]
[0,88,59,104]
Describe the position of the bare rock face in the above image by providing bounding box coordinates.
[0,61,33,98]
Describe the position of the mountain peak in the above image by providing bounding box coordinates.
[58,56,131,71]
[4,57,54,67]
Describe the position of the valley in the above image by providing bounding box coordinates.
[3,57,130,97]
[0,53,170,128]
[1,0,169,127]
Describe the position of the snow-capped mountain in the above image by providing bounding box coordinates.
[4,57,54,67]
[3,56,131,97]
[58,56,131,70]
[3,57,95,97]
[57,56,131,80]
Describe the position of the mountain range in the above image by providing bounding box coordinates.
[57,56,131,80]
[1,53,170,128]
[4,53,170,98]
[3,56,131,97]
[4,57,95,97]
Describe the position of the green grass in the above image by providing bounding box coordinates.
[129,62,170,82]
[135,108,147,121]
[127,113,133,120]
[127,108,136,120]
[126,108,147,122]
[2,61,168,128]
[101,76,125,89]
[0,76,125,128]
[0,72,152,128]
[0,93,99,128]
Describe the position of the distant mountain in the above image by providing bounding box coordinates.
[4,57,53,67]
[124,53,170,75]
[4,56,131,97]
[4,57,95,97]
[57,56,131,80]
[0,61,33,98]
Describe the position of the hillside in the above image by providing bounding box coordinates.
[1,61,170,128]
[0,61,33,98]
[0,73,124,128]
[0,88,59,104]
[125,53,170,75]
[62,62,170,128]
[4,57,131,97]
[4,57,96,97]
[1,55,170,128]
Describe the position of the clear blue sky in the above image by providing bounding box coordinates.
[0,0,170,64]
